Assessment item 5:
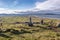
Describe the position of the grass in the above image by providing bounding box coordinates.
[0,16,60,40]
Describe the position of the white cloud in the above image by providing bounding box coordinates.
[0,8,31,14]
[0,0,60,14]
[35,0,60,10]
[0,8,17,14]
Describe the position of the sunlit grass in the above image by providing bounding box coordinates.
[0,16,60,40]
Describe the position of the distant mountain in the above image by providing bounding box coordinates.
[0,9,60,16]
[44,13,56,15]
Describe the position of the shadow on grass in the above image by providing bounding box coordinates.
[11,29,22,35]
[3,29,32,35]
[10,29,32,35]
[3,27,48,35]
[21,29,32,33]
[1,25,56,35]
[0,33,12,38]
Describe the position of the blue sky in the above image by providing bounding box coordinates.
[0,0,60,13]
[0,0,46,10]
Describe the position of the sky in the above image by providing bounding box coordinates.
[0,0,46,10]
[0,0,60,14]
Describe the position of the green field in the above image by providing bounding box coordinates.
[0,16,60,40]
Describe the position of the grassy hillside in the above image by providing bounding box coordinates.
[0,16,60,40]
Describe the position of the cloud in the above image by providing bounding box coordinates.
[0,0,60,14]
[0,8,16,14]
[0,8,14,14]
[35,0,60,10]
[0,8,31,14]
